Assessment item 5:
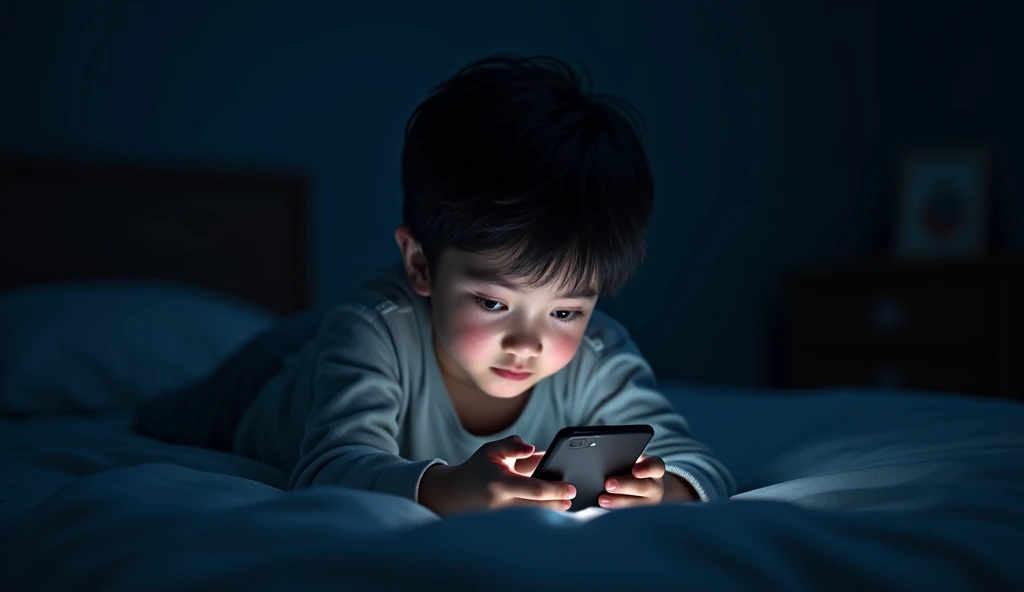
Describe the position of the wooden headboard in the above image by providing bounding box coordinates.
[0,156,312,315]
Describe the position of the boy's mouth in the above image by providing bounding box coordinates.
[491,367,533,381]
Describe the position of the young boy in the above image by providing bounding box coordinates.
[229,55,734,515]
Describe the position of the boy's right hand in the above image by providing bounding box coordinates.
[419,435,576,516]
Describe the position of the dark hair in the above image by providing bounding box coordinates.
[401,55,654,297]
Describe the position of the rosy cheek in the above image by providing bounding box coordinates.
[546,333,582,371]
[447,318,494,363]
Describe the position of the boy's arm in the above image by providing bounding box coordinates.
[289,307,446,502]
[573,314,736,502]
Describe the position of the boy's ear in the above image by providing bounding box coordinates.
[394,225,431,297]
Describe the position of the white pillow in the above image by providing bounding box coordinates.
[0,281,276,414]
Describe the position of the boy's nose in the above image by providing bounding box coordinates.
[502,332,542,357]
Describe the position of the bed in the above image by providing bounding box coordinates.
[1,157,1023,591]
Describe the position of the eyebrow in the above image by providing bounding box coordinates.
[464,267,598,300]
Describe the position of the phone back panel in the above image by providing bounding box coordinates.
[533,425,653,511]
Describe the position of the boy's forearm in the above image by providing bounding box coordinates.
[291,445,444,504]
[418,463,454,514]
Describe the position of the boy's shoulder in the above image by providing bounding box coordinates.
[315,262,428,352]
[333,262,421,317]
[580,308,635,355]
[553,307,650,395]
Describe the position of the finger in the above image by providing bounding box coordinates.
[632,455,666,479]
[598,492,656,509]
[485,435,536,462]
[605,475,662,500]
[506,498,572,512]
[513,451,546,477]
[502,475,576,502]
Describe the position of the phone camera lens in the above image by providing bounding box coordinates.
[568,438,586,449]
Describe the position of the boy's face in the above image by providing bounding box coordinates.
[430,249,598,399]
[398,236,598,400]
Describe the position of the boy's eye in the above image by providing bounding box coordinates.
[476,298,506,312]
[552,310,582,322]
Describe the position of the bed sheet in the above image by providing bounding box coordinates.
[671,385,1024,510]
[1,384,1023,590]
[0,412,287,523]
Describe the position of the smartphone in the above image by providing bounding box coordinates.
[533,424,654,511]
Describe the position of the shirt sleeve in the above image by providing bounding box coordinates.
[289,306,446,502]
[573,313,736,502]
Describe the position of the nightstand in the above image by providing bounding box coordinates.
[780,260,1023,400]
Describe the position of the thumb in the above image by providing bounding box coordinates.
[486,435,536,460]
[513,451,546,477]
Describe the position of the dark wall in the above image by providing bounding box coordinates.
[877,1,1023,254]
[0,1,882,386]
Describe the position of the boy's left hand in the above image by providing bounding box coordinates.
[600,455,697,508]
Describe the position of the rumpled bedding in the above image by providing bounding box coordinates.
[2,384,1022,590]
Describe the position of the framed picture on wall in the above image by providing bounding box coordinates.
[893,146,992,262]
